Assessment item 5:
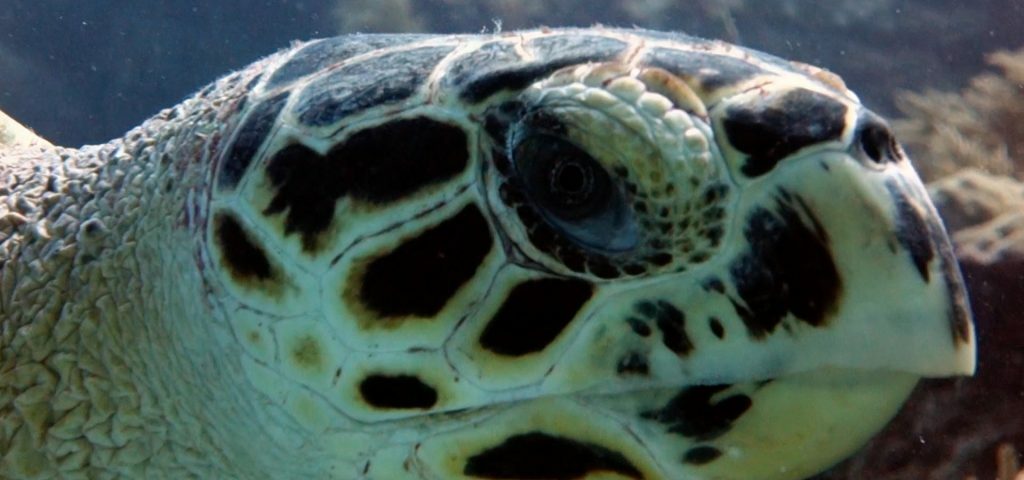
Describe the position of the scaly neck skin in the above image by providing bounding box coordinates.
[0,71,325,478]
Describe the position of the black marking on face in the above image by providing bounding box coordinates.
[214,213,274,282]
[267,35,432,89]
[634,301,693,356]
[683,446,723,465]
[642,385,752,441]
[463,432,644,480]
[627,317,652,337]
[722,88,848,178]
[218,92,289,190]
[854,111,902,165]
[937,228,972,346]
[886,180,972,345]
[702,277,725,293]
[461,35,627,103]
[886,180,934,283]
[263,117,469,250]
[358,204,492,318]
[617,352,650,376]
[479,278,594,356]
[702,183,729,203]
[645,48,764,91]
[483,101,527,149]
[729,191,841,338]
[296,45,454,127]
[359,374,438,409]
[709,317,725,339]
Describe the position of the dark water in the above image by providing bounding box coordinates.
[2,0,1022,147]
[1,1,1022,478]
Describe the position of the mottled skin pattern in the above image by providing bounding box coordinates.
[0,28,974,479]
[0,81,307,477]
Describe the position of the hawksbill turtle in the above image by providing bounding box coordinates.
[0,28,975,479]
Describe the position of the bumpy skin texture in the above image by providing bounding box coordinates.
[0,76,318,478]
[0,28,973,479]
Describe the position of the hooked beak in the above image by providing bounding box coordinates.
[713,149,976,378]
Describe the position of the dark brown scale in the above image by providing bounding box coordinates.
[463,432,643,479]
[479,278,593,356]
[560,248,587,273]
[705,206,726,222]
[622,263,647,276]
[215,213,276,283]
[357,204,493,318]
[359,374,438,409]
[707,225,725,245]
[586,258,621,279]
[684,446,723,465]
[617,353,651,376]
[262,117,470,251]
[648,252,673,267]
[492,149,514,176]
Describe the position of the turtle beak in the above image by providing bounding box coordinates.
[709,142,976,377]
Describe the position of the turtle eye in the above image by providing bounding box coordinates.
[511,133,638,252]
[515,134,610,220]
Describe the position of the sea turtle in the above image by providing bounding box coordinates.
[0,28,975,479]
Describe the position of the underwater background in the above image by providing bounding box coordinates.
[1,0,1022,478]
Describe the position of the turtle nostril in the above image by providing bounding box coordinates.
[856,112,901,165]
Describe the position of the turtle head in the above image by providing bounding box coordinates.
[197,31,976,479]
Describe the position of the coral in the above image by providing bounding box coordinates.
[930,168,1024,287]
[895,48,1024,182]
[992,443,1023,480]
[928,168,1024,232]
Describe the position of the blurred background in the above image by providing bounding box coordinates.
[1,0,1021,147]
[2,1,1022,478]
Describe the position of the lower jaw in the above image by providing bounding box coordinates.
[375,368,918,480]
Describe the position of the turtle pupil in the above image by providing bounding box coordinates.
[513,134,609,221]
[551,160,592,204]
